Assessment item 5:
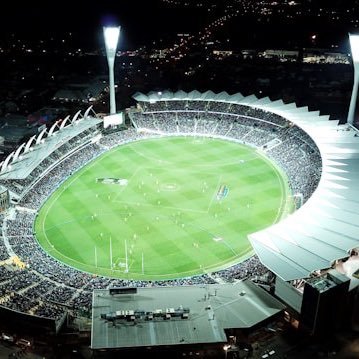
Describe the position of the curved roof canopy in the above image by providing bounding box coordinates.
[0,107,101,180]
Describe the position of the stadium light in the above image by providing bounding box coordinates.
[103,26,120,115]
[349,34,359,63]
[347,33,359,125]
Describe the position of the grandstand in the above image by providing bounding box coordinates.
[0,90,358,344]
[0,186,9,213]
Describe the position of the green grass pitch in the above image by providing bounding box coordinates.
[35,136,293,280]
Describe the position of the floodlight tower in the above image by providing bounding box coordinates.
[347,33,359,125]
[103,26,120,115]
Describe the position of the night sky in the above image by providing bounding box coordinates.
[0,0,210,49]
[0,1,358,55]
[1,0,358,51]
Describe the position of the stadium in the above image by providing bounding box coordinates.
[0,89,359,356]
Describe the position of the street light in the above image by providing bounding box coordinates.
[347,33,359,125]
[103,26,120,115]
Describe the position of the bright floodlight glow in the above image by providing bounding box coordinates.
[103,26,120,115]
[349,34,359,63]
[103,27,120,51]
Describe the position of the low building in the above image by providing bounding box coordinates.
[91,281,286,357]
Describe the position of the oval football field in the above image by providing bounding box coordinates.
[35,136,293,280]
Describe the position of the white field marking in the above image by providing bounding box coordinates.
[42,238,253,280]
[128,138,258,169]
[160,183,179,192]
[128,143,172,165]
[123,247,253,279]
[191,155,258,169]
[42,241,110,271]
[111,166,142,202]
[114,200,208,214]
[112,166,220,211]
[40,149,110,227]
[113,257,127,268]
[40,167,96,250]
[42,210,132,232]
[44,240,134,275]
[135,253,237,277]
[206,175,223,213]
[255,152,290,225]
[272,170,287,224]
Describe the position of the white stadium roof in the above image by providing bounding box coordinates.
[133,90,359,282]
[0,106,101,181]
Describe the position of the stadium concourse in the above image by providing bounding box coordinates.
[0,90,358,352]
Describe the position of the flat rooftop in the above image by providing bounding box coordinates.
[91,280,286,350]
